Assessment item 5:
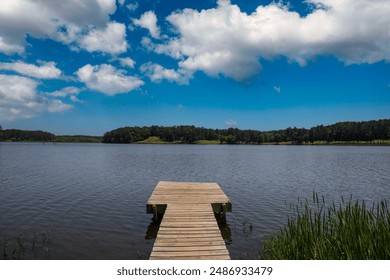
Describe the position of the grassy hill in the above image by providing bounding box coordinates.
[135,136,170,144]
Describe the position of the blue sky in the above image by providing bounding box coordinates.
[0,0,389,135]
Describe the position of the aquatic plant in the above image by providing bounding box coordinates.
[261,193,390,259]
[1,230,51,260]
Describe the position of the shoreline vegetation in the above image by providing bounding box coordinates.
[1,231,52,260]
[1,119,389,145]
[260,193,389,260]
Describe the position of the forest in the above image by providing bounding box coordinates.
[0,129,55,142]
[102,119,390,144]
[1,119,389,144]
[0,128,101,143]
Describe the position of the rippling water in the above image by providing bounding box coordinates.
[0,143,389,259]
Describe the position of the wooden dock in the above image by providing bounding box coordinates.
[146,181,232,260]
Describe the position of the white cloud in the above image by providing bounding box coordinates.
[273,86,281,93]
[51,86,84,103]
[79,22,127,55]
[0,74,72,120]
[50,86,82,97]
[46,99,73,112]
[0,0,117,54]
[0,61,62,79]
[140,62,191,84]
[118,57,136,68]
[225,119,238,127]
[126,2,139,12]
[0,36,24,54]
[76,64,144,95]
[133,11,161,39]
[141,36,154,51]
[152,0,390,81]
[118,0,125,5]
[70,95,83,103]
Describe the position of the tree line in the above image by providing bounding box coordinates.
[0,129,55,142]
[1,119,389,144]
[102,119,390,144]
[0,128,102,143]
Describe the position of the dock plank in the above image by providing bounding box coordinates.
[147,181,231,260]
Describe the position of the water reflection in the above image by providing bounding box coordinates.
[144,218,161,240]
[217,220,233,244]
[242,218,253,238]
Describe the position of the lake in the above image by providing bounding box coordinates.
[0,143,389,259]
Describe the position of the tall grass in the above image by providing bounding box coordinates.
[1,231,51,260]
[261,193,389,259]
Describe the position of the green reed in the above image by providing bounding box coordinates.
[1,230,51,260]
[261,193,389,259]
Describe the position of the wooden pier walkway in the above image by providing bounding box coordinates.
[146,181,232,260]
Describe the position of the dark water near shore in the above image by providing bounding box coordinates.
[0,143,389,259]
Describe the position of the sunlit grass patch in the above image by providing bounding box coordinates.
[135,136,170,144]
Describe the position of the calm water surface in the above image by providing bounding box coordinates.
[0,143,389,259]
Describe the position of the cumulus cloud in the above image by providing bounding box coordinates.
[50,86,84,103]
[0,0,117,54]
[140,62,191,84]
[126,2,139,12]
[151,0,390,81]
[50,86,82,97]
[0,74,72,120]
[76,64,144,95]
[54,86,84,103]
[46,99,73,112]
[79,22,127,55]
[118,57,136,68]
[141,36,154,52]
[0,61,62,79]
[0,37,24,55]
[133,11,161,39]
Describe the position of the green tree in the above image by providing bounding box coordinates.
[256,133,264,144]
[273,133,282,144]
[225,134,237,144]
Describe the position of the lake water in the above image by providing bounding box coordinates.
[0,143,389,259]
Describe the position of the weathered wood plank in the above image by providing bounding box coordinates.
[162,210,214,214]
[151,249,230,257]
[147,181,231,260]
[161,216,215,223]
[154,241,226,247]
[150,255,230,260]
[156,234,224,239]
[157,228,221,233]
[160,222,218,227]
[152,245,227,252]
[150,195,225,199]
[155,236,225,242]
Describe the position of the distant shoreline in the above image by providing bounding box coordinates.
[2,139,390,146]
[1,119,390,145]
